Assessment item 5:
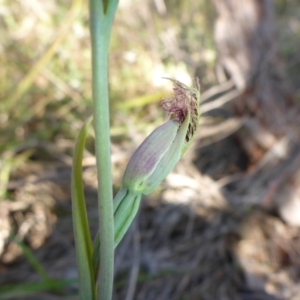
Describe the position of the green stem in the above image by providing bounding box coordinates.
[89,0,118,299]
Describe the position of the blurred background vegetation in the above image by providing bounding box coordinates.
[1,0,300,299]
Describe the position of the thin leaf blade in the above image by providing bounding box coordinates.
[72,117,95,299]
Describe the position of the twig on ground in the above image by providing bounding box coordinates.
[201,80,234,103]
[201,89,243,113]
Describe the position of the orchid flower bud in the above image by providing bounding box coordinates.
[123,79,200,195]
[93,80,200,271]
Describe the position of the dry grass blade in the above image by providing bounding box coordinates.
[2,0,83,112]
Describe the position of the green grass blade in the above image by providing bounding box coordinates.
[0,279,76,299]
[72,117,95,300]
[11,236,50,282]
